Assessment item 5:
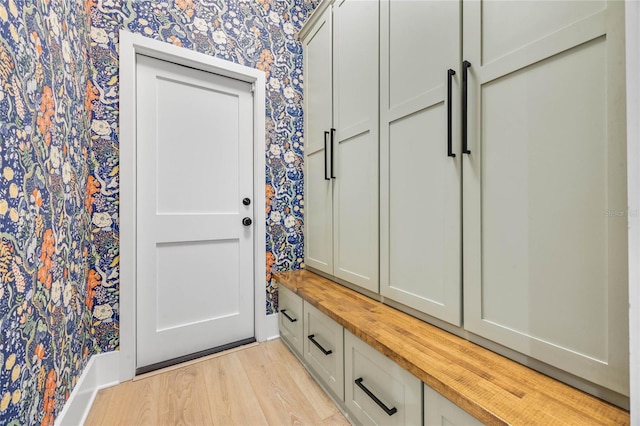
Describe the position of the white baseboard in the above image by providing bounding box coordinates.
[55,351,120,426]
[264,313,280,341]
[56,315,277,425]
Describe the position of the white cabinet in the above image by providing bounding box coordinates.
[462,0,628,396]
[344,330,422,425]
[379,0,462,326]
[304,302,345,401]
[278,286,304,356]
[302,0,379,294]
[303,5,333,275]
[424,385,482,426]
[376,0,628,396]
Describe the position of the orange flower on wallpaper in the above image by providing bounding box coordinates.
[265,183,275,214]
[37,229,55,289]
[85,80,99,113]
[168,35,183,47]
[85,269,101,311]
[175,0,194,17]
[84,0,96,19]
[32,189,43,208]
[266,252,275,282]
[256,49,274,78]
[30,32,43,56]
[37,86,54,135]
[257,0,271,12]
[85,175,100,214]
[34,343,45,361]
[40,370,56,426]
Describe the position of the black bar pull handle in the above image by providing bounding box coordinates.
[330,128,336,179]
[354,378,398,416]
[462,60,471,155]
[324,131,330,180]
[447,69,456,158]
[307,334,332,355]
[280,309,297,323]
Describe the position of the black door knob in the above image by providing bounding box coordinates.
[242,198,251,206]
[242,217,252,226]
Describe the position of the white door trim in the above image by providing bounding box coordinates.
[118,30,267,381]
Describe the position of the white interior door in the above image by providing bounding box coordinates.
[135,54,255,370]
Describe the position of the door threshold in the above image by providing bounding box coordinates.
[135,337,257,378]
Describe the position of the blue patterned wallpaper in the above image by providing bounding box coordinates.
[0,0,94,424]
[1,0,316,423]
[88,0,318,352]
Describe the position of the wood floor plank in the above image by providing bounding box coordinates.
[85,374,161,425]
[271,339,342,421]
[84,339,348,426]
[201,352,269,425]
[156,363,214,425]
[236,341,349,425]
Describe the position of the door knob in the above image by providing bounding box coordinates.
[242,217,252,226]
[242,198,251,206]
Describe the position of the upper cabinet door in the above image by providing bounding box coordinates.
[380,0,462,325]
[332,0,379,293]
[462,0,629,395]
[303,7,333,274]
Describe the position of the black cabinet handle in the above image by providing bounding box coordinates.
[324,131,330,181]
[447,69,456,158]
[307,334,332,355]
[462,60,471,155]
[354,378,397,416]
[280,309,297,323]
[330,128,336,179]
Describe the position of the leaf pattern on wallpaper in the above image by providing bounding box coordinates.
[87,0,318,353]
[0,0,94,424]
[1,0,317,423]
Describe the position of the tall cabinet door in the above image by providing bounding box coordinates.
[462,0,628,395]
[380,0,462,325]
[332,0,379,293]
[303,7,333,275]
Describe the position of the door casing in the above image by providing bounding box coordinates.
[118,30,267,381]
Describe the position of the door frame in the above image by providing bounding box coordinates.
[118,30,267,381]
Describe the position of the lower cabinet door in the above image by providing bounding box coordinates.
[303,301,345,401]
[278,285,304,356]
[345,330,421,425]
[424,384,483,426]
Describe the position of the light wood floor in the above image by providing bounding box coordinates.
[85,339,349,425]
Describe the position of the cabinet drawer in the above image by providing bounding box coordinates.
[424,384,482,426]
[345,330,421,425]
[278,286,304,356]
[304,301,345,401]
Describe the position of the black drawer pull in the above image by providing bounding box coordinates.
[280,309,297,323]
[354,377,398,416]
[307,334,332,355]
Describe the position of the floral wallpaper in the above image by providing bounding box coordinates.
[88,0,318,352]
[0,0,315,423]
[0,0,95,424]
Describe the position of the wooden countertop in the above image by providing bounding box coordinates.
[273,269,629,426]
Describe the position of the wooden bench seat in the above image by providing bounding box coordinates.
[274,270,629,425]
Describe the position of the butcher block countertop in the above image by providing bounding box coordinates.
[273,269,629,426]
